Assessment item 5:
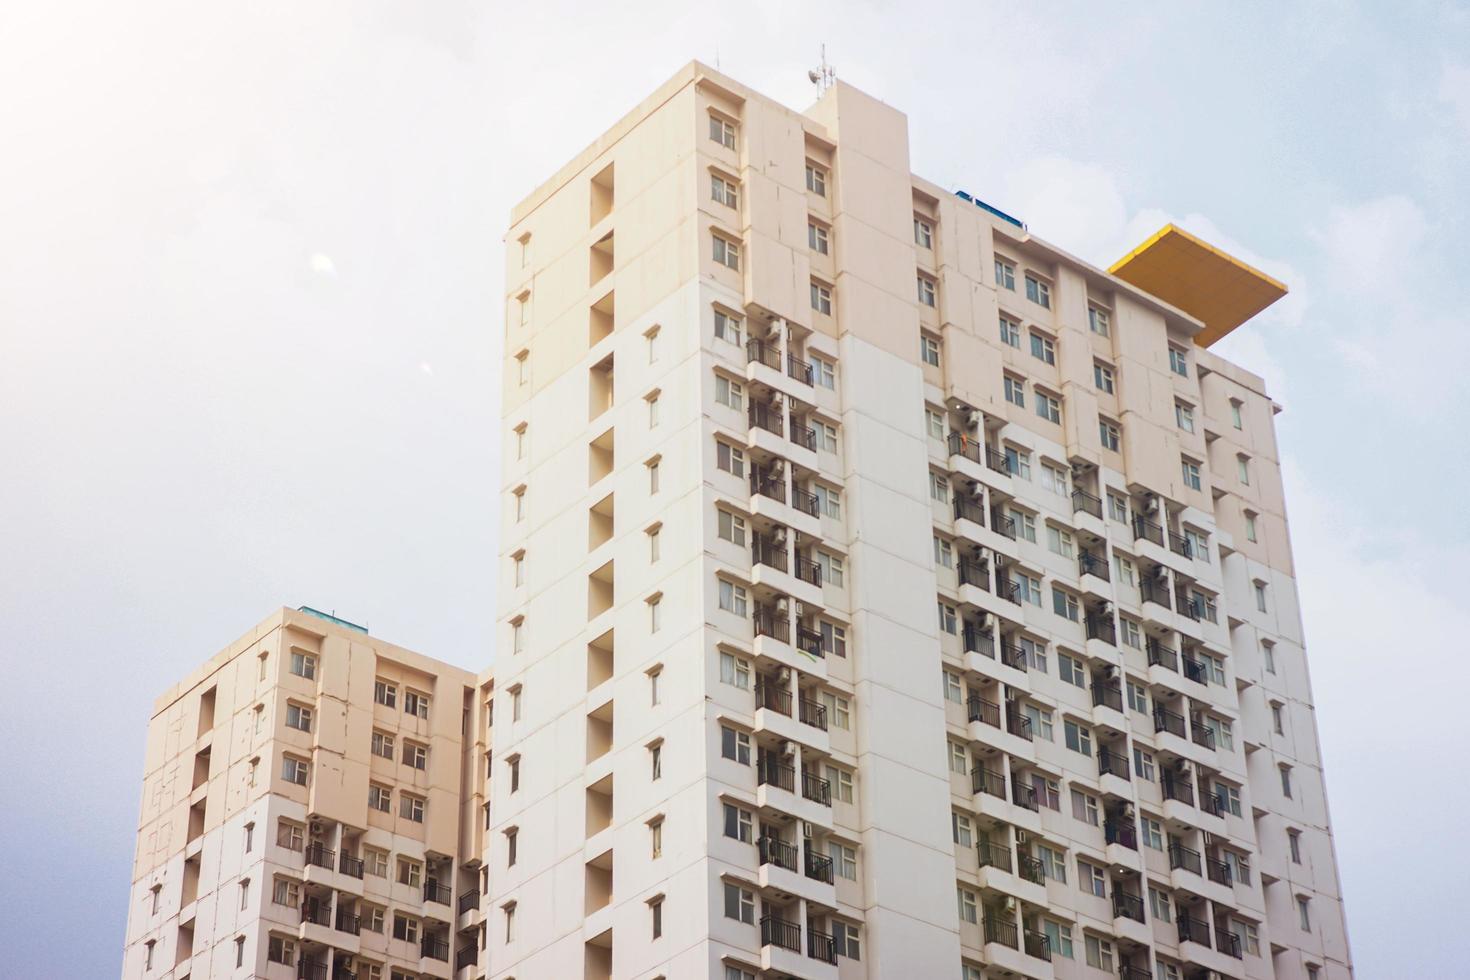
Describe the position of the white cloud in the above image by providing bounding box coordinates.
[1309,195,1427,296]
[1440,61,1470,134]
[1001,156,1129,264]
[309,252,337,277]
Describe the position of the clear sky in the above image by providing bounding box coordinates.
[2,1,1465,976]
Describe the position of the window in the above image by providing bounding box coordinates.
[1127,680,1149,713]
[1070,786,1099,825]
[511,618,525,656]
[272,876,300,908]
[721,726,751,765]
[814,483,841,519]
[917,274,937,307]
[404,689,429,719]
[368,783,391,813]
[1262,640,1276,674]
[715,373,743,409]
[1238,454,1251,485]
[723,801,753,842]
[1031,772,1061,809]
[648,524,661,562]
[813,550,844,587]
[711,172,738,207]
[399,793,425,822]
[508,755,520,792]
[1288,829,1303,863]
[276,819,304,851]
[1120,616,1142,649]
[714,309,742,345]
[828,764,855,804]
[1034,387,1058,423]
[1255,580,1269,612]
[957,885,978,923]
[829,841,858,880]
[1230,918,1261,956]
[925,407,945,439]
[503,902,517,943]
[1077,858,1106,898]
[647,392,660,427]
[720,651,750,689]
[937,601,958,635]
[1025,274,1051,308]
[811,280,832,315]
[1141,816,1164,849]
[1168,345,1188,377]
[1024,704,1055,741]
[1058,653,1086,688]
[402,741,428,770]
[648,667,662,707]
[1280,764,1293,798]
[1043,919,1074,959]
[1003,374,1025,408]
[716,440,745,478]
[513,485,526,520]
[1005,447,1032,480]
[1051,586,1079,622]
[281,755,309,786]
[994,258,1016,290]
[1029,330,1056,364]
[1181,457,1202,491]
[1216,781,1243,817]
[244,822,254,853]
[289,651,316,680]
[1018,635,1046,671]
[285,702,312,732]
[1007,507,1036,541]
[933,535,954,569]
[832,920,861,960]
[1107,492,1128,522]
[1088,306,1110,336]
[397,858,422,888]
[929,471,950,503]
[943,669,964,702]
[515,350,528,386]
[920,333,941,366]
[726,968,757,980]
[648,596,661,632]
[1185,528,1208,560]
[820,620,847,657]
[365,848,388,878]
[1037,844,1067,883]
[1134,748,1156,782]
[1017,573,1043,607]
[1094,361,1115,393]
[998,314,1021,347]
[514,422,527,459]
[1297,896,1312,932]
[821,690,850,729]
[816,420,839,453]
[946,739,968,774]
[649,817,663,857]
[718,579,748,616]
[506,828,518,866]
[914,217,933,248]
[1041,463,1068,497]
[712,233,740,270]
[809,221,830,255]
[709,113,736,149]
[724,882,755,924]
[392,913,419,944]
[513,550,526,587]
[235,936,245,967]
[1245,510,1259,542]
[647,457,661,493]
[1158,961,1183,980]
[1149,885,1172,923]
[1085,935,1114,972]
[510,686,523,721]
[812,354,836,389]
[805,163,827,195]
[267,935,294,966]
[1099,418,1121,452]
[650,897,663,939]
[952,811,973,846]
[362,906,385,934]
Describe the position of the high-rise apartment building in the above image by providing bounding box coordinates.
[123,62,1352,980]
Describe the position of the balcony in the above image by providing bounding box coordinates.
[1012,781,1040,812]
[954,496,987,527]
[787,353,814,386]
[967,695,1001,728]
[298,961,328,980]
[749,401,784,437]
[1085,614,1117,645]
[1168,530,1193,559]
[804,849,834,884]
[794,623,823,658]
[801,769,832,806]
[798,696,828,731]
[972,766,1006,799]
[750,469,788,505]
[759,836,799,872]
[1161,775,1195,807]
[958,557,991,591]
[761,914,802,952]
[756,678,793,716]
[334,909,360,935]
[1190,717,1217,749]
[753,604,791,644]
[1005,704,1033,741]
[1182,654,1208,684]
[808,928,837,965]
[1140,575,1172,610]
[1113,891,1145,923]
[748,338,783,372]
[1072,488,1103,519]
[752,534,790,574]
[1147,639,1178,672]
[421,936,450,962]
[1176,587,1201,622]
[1154,706,1187,739]
[1079,550,1110,581]
[300,899,331,927]
[947,430,982,466]
[337,852,364,878]
[999,640,1028,672]
[1023,929,1051,961]
[983,915,1019,949]
[1120,966,1153,980]
[989,508,1017,541]
[791,485,820,518]
[977,839,1013,873]
[1104,818,1137,850]
[758,754,796,793]
[1177,912,1211,946]
[1017,854,1044,885]
[455,946,478,971]
[304,843,334,871]
[1133,515,1165,548]
[1206,857,1233,886]
[793,554,822,587]
[457,889,480,915]
[963,622,995,658]
[790,420,817,452]
[1218,929,1244,959]
[1097,747,1130,780]
[423,880,452,906]
[1092,684,1124,714]
[1169,842,1204,876]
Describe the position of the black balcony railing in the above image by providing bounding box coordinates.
[1190,716,1217,749]
[1168,530,1193,558]
[757,753,796,793]
[748,401,784,437]
[761,914,802,952]
[1140,575,1172,609]
[1113,891,1146,923]
[793,554,822,586]
[1104,818,1138,850]
[756,677,793,716]
[747,338,782,372]
[1013,781,1040,811]
[972,766,1006,799]
[758,835,799,872]
[1147,639,1178,671]
[1086,614,1117,645]
[790,420,817,452]
[798,696,828,731]
[332,968,357,980]
[750,469,787,503]
[304,842,334,870]
[983,915,1019,949]
[335,910,360,935]
[455,946,478,970]
[1176,587,1202,621]
[752,533,789,573]
[1169,842,1204,876]
[457,889,480,915]
[958,556,991,591]
[1202,792,1226,818]
[948,430,981,464]
[300,899,331,927]
[1017,854,1045,885]
[1023,929,1052,961]
[1079,550,1110,581]
[963,622,995,658]
[999,640,1028,671]
[953,495,986,526]
[1005,704,1033,741]
[1218,929,1244,959]
[297,961,328,980]
[804,849,834,884]
[752,604,790,644]
[337,852,364,878]
[1097,747,1130,780]
[1206,857,1233,886]
[967,695,1001,728]
[791,485,820,519]
[808,927,837,964]
[795,624,824,658]
[990,507,1017,539]
[1133,515,1165,547]
[787,353,814,385]
[989,447,1013,474]
[1162,774,1196,807]
[996,574,1020,604]
[1177,912,1211,946]
[1154,706,1187,739]
[802,769,832,806]
[1182,655,1208,684]
[1120,966,1153,980]
[421,936,450,962]
[423,880,451,905]
[1092,683,1124,713]
[1072,488,1103,518]
[977,838,1012,873]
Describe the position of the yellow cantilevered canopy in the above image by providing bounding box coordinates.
[1108,224,1287,347]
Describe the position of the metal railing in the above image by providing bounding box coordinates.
[1017,854,1045,885]
[455,946,478,970]
[1133,515,1165,547]
[1105,818,1138,850]
[953,496,986,526]
[1182,655,1208,684]
[795,624,824,658]
[1190,716,1217,749]
[761,914,802,951]
[423,880,451,905]
[963,622,995,658]
[752,604,790,644]
[808,928,837,964]
[300,899,331,927]
[1012,781,1040,811]
[1072,488,1103,518]
[958,556,990,591]
[1154,706,1187,739]
[1147,638,1178,671]
[804,849,834,884]
[304,842,334,870]
[1169,842,1204,876]
[751,533,789,573]
[297,962,328,980]
[747,338,782,372]
[1177,912,1211,946]
[1086,614,1117,644]
[1202,792,1226,818]
[1140,575,1172,609]
[1218,929,1244,959]
[787,353,814,385]
[793,554,822,586]
[1005,703,1033,740]
[1176,587,1202,621]
[1162,774,1196,807]
[983,915,1019,949]
[1168,530,1193,558]
[1092,683,1124,713]
[1079,550,1110,580]
[1206,857,1233,886]
[988,446,1011,474]
[750,469,786,503]
[792,485,820,517]
[757,753,795,792]
[758,835,799,872]
[337,852,364,878]
[756,678,793,716]
[334,910,360,935]
[990,507,1017,539]
[748,401,784,437]
[999,640,1028,671]
[947,430,982,465]
[1023,929,1052,961]
[1120,966,1153,980]
[790,420,817,452]
[1113,891,1145,923]
[420,936,449,961]
[1097,746,1130,780]
[967,695,1001,728]
[798,696,828,731]
[457,889,480,915]
[972,766,1006,799]
[801,769,832,806]
[977,838,1013,873]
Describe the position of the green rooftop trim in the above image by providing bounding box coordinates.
[297,606,368,634]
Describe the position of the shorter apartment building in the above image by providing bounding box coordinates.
[122,607,493,980]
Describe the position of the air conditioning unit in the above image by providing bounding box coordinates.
[965,409,982,430]
[776,666,791,684]
[801,821,813,838]
[1099,601,1113,616]
[980,612,996,632]
[780,739,796,757]
[1154,565,1170,582]
[1147,495,1161,514]
[977,546,992,563]
[309,820,323,836]
[1015,830,1028,844]
[776,596,790,614]
[967,480,982,500]
[773,526,788,545]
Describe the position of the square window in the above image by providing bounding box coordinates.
[994,259,1016,291]
[998,315,1021,347]
[1029,331,1056,364]
[1025,274,1051,308]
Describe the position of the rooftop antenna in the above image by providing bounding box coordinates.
[807,44,835,95]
